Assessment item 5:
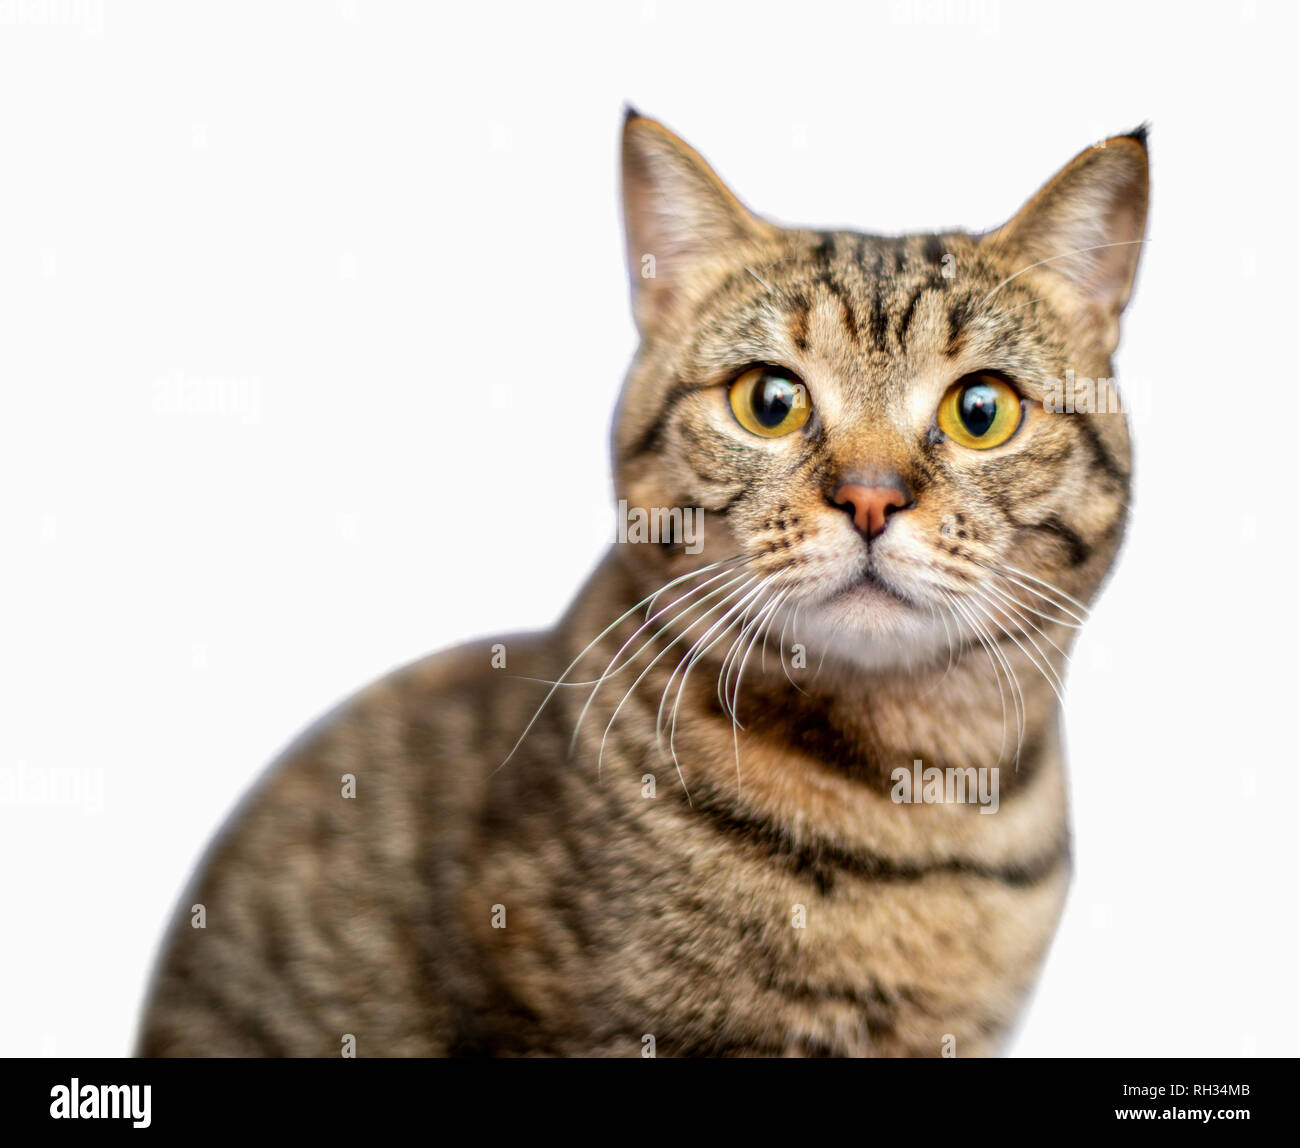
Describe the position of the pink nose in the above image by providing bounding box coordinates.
[831,483,909,540]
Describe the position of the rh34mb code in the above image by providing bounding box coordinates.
[1122,1085,1251,1098]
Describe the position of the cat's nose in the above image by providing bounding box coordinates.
[830,478,910,541]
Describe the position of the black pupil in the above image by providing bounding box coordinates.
[752,374,797,428]
[959,382,998,437]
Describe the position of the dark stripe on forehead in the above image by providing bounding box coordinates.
[812,230,838,264]
[786,291,811,352]
[815,270,860,345]
[869,283,889,353]
[896,284,929,349]
[946,294,977,357]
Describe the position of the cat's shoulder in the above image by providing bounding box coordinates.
[276,630,556,767]
[186,631,559,876]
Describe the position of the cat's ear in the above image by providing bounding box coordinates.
[621,109,773,335]
[984,129,1149,354]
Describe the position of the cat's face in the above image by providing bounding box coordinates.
[613,113,1146,670]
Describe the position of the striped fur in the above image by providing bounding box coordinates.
[137,114,1147,1057]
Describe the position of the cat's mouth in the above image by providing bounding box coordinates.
[798,562,947,656]
[836,566,916,610]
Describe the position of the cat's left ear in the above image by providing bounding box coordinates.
[984,129,1149,354]
[621,109,774,335]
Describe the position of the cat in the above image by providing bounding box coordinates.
[137,110,1147,1058]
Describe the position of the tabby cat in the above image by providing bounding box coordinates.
[138,111,1147,1057]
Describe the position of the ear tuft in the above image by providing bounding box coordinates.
[1121,122,1151,151]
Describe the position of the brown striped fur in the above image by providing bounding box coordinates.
[137,113,1147,1057]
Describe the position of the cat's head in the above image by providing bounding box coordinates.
[612,111,1146,669]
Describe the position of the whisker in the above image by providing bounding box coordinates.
[568,564,755,752]
[650,574,759,743]
[980,560,1091,620]
[717,579,773,723]
[980,579,1073,662]
[960,595,1028,765]
[664,583,772,785]
[725,582,782,731]
[728,587,785,791]
[775,591,808,696]
[968,584,1067,708]
[657,578,765,746]
[919,597,960,697]
[980,239,1150,306]
[522,560,756,689]
[495,556,750,772]
[597,575,763,792]
[978,568,1085,631]
[944,589,1017,765]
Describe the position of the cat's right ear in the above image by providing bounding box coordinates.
[621,109,773,335]
[982,129,1150,355]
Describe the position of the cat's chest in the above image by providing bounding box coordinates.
[615,780,1071,1056]
[692,861,1070,1057]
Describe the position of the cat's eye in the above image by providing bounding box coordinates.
[728,367,812,438]
[936,374,1023,450]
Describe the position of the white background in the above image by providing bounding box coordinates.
[2,0,1295,1057]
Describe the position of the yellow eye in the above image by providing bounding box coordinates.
[728,367,811,438]
[937,374,1023,450]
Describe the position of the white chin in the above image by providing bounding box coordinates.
[794,582,951,672]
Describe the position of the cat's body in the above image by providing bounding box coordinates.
[138,114,1146,1057]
